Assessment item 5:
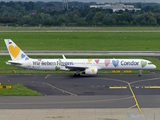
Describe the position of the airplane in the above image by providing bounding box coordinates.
[4,39,156,77]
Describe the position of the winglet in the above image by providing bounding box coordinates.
[62,54,66,59]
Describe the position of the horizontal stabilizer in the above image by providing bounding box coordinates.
[6,60,23,65]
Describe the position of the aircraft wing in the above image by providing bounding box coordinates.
[65,65,88,71]
[58,58,88,71]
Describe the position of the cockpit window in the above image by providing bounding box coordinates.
[148,62,152,65]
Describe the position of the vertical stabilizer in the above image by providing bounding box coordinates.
[4,39,29,61]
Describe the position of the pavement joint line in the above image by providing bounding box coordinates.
[127,104,137,109]
[33,75,37,79]
[130,77,160,84]
[45,83,77,96]
[0,96,134,105]
[99,77,128,84]
[109,86,127,89]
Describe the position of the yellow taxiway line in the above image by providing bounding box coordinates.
[145,86,160,89]
[99,77,147,114]
[45,75,49,79]
[128,83,143,114]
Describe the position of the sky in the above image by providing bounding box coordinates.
[1,0,160,3]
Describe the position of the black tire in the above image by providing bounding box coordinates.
[74,73,80,77]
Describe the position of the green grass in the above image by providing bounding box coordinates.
[0,32,160,51]
[0,84,43,96]
[0,55,159,74]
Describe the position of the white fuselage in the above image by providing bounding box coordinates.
[17,58,156,71]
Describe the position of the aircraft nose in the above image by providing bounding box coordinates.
[153,64,156,69]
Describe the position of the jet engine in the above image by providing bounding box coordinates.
[82,68,98,75]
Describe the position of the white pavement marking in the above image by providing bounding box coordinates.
[33,75,37,79]
[45,83,77,96]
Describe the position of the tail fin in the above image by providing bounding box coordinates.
[4,39,29,61]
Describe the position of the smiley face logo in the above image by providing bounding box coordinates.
[9,45,20,58]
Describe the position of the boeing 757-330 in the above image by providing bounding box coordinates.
[4,39,156,77]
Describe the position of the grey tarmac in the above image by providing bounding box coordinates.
[0,73,160,120]
[1,50,160,56]
[0,72,160,109]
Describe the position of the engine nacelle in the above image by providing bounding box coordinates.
[83,68,98,75]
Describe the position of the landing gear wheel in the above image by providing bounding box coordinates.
[74,73,80,77]
[74,70,80,77]
[138,70,143,77]
[77,74,80,77]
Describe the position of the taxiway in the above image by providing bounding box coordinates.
[1,73,160,120]
[0,73,160,109]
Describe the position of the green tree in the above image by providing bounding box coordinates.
[148,16,157,25]
[93,12,103,25]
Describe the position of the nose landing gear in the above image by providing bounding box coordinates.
[138,70,143,77]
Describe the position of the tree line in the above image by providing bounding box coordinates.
[0,1,160,27]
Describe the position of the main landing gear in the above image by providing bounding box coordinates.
[138,70,143,77]
[74,70,80,77]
